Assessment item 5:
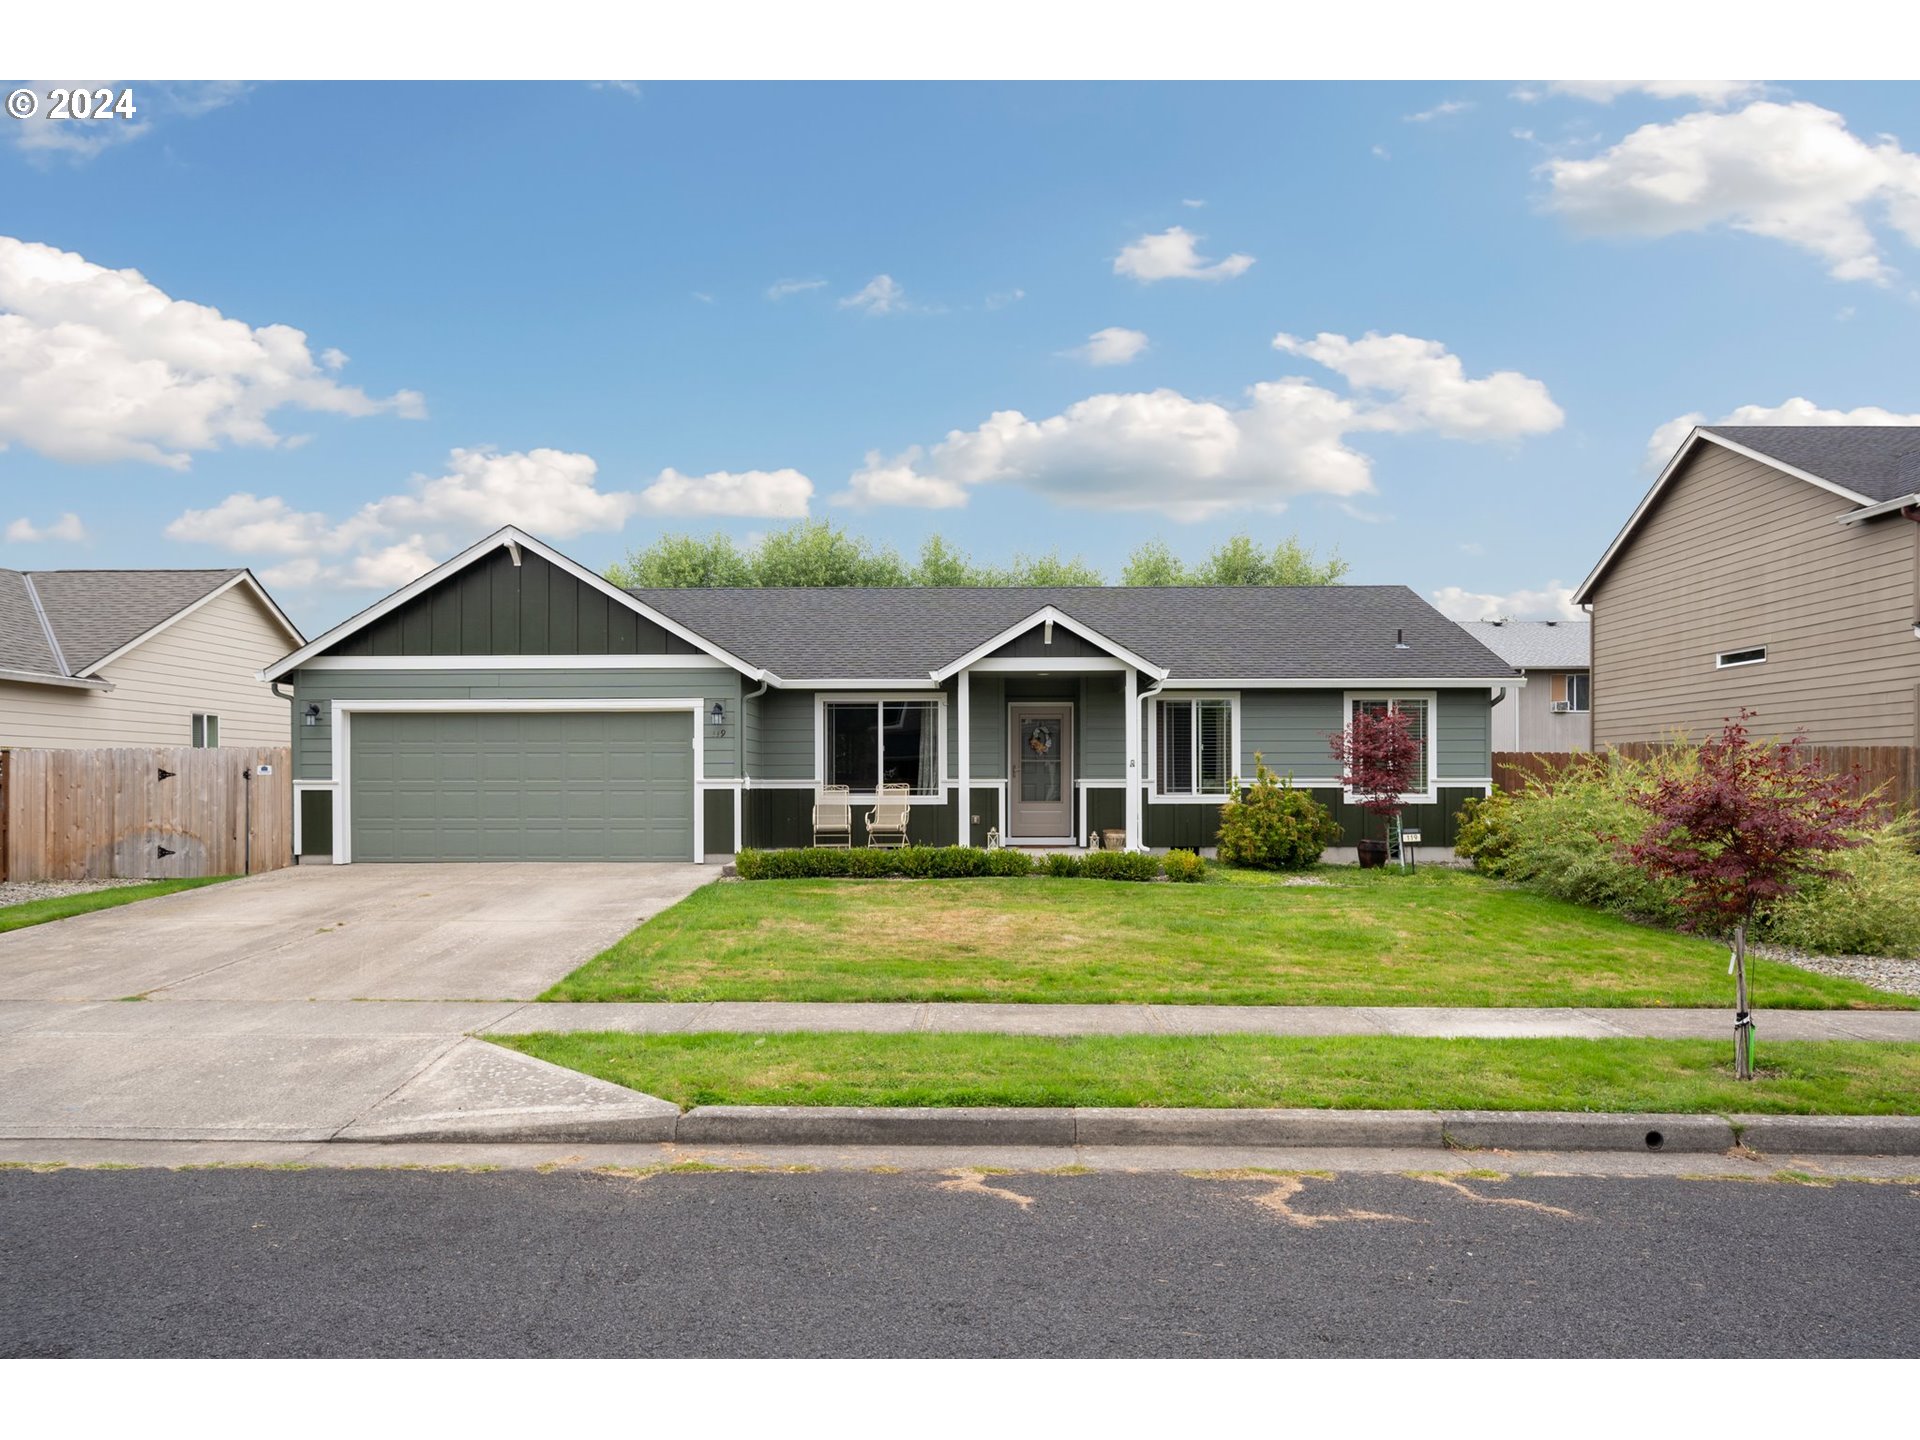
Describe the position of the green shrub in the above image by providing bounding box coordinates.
[984,847,1037,877]
[1160,849,1207,883]
[1761,814,1920,958]
[1042,852,1084,877]
[1215,755,1342,871]
[1453,790,1517,869]
[1079,850,1162,882]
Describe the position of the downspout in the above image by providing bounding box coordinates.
[1134,675,1166,852]
[739,673,770,851]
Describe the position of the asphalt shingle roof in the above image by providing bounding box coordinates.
[629,584,1518,683]
[1456,618,1589,669]
[0,569,244,676]
[1708,426,1920,504]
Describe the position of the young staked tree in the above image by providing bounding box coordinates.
[1622,712,1873,1080]
[1327,707,1421,867]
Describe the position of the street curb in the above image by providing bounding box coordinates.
[1730,1114,1920,1156]
[676,1106,1076,1147]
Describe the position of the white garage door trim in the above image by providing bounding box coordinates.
[331,698,706,864]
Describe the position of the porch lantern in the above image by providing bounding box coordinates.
[708,700,728,736]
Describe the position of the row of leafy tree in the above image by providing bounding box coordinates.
[607,521,1348,589]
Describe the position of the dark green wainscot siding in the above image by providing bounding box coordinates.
[742,789,963,849]
[703,788,735,855]
[298,788,334,856]
[1142,785,1485,850]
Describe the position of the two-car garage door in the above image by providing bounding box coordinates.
[349,711,695,862]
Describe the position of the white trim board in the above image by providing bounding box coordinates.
[812,691,951,806]
[295,653,729,671]
[1144,691,1243,805]
[328,698,707,865]
[263,527,766,683]
[1340,690,1440,806]
[931,605,1167,683]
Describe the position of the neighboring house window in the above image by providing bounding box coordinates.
[1716,646,1767,669]
[191,713,220,748]
[1156,697,1233,797]
[1344,694,1434,800]
[1565,673,1590,712]
[823,699,941,794]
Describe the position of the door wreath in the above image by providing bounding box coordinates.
[1026,725,1054,755]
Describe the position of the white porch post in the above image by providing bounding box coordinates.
[1123,665,1141,851]
[957,667,972,846]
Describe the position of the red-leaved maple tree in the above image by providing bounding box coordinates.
[1623,710,1872,1079]
[1328,707,1421,853]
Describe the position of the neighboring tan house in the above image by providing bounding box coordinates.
[1,568,304,750]
[263,526,1521,863]
[1458,619,1590,752]
[1575,425,1920,750]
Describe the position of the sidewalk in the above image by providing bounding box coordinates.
[483,1000,1920,1041]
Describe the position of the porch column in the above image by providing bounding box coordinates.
[1123,665,1141,851]
[957,668,972,845]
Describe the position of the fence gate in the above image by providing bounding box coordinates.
[0,745,293,882]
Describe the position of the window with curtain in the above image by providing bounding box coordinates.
[1348,695,1430,796]
[824,700,940,794]
[1156,698,1232,797]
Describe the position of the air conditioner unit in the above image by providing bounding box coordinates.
[1550,700,1572,713]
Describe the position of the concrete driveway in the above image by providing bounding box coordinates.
[0,862,712,1142]
[0,862,712,1002]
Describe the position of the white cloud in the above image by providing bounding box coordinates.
[7,81,246,162]
[1544,100,1920,283]
[1067,326,1150,366]
[4,512,87,543]
[1181,198,1206,208]
[1112,227,1255,282]
[766,278,827,300]
[985,288,1025,310]
[1430,582,1582,622]
[635,467,813,518]
[1645,397,1920,470]
[1273,331,1564,438]
[1372,144,1391,160]
[839,332,1561,521]
[1545,81,1763,107]
[0,235,423,469]
[591,81,643,99]
[1405,100,1473,123]
[838,274,909,314]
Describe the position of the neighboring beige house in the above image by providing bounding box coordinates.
[0,569,303,750]
[1459,619,1590,751]
[1575,425,1920,750]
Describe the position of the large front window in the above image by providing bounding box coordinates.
[1348,694,1431,797]
[824,699,940,794]
[1156,697,1232,797]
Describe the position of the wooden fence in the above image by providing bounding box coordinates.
[1494,745,1919,814]
[0,746,293,882]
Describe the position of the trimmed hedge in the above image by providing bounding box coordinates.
[733,845,1170,882]
[1160,849,1208,883]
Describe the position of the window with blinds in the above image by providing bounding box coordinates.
[1348,695,1430,796]
[1156,698,1232,797]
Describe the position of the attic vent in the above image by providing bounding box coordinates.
[1393,628,1409,650]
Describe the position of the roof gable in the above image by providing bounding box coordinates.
[1573,426,1920,604]
[0,568,299,679]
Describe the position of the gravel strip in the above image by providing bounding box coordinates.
[0,878,148,909]
[1749,941,1920,999]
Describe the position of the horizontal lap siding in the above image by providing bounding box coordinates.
[291,668,741,781]
[753,689,815,781]
[1435,690,1492,779]
[1078,674,1125,778]
[1591,444,1920,748]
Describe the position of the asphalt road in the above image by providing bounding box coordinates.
[3,1167,1915,1357]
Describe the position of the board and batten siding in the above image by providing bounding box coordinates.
[291,668,742,782]
[1589,442,1920,748]
[0,584,295,750]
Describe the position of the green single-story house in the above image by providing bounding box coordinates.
[263,526,1521,864]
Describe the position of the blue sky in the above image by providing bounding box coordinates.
[5,78,1920,632]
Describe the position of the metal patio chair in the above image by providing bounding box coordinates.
[812,784,853,848]
[865,782,912,849]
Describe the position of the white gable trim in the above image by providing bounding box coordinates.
[929,604,1168,683]
[1573,428,1876,605]
[79,571,304,678]
[261,526,765,682]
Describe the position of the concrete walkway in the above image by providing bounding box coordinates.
[484,1000,1920,1041]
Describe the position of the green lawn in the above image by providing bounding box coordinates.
[494,1032,1920,1114]
[0,877,230,935]
[541,867,1914,1009]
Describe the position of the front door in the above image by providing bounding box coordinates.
[1008,705,1073,840]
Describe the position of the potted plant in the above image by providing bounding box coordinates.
[1328,707,1420,869]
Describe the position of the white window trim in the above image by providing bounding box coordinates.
[1564,672,1591,713]
[813,691,951,805]
[1340,691,1439,806]
[192,712,220,748]
[328,698,707,865]
[1146,692,1242,804]
[1715,647,1768,669]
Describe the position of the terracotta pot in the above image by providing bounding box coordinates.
[1356,838,1389,869]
